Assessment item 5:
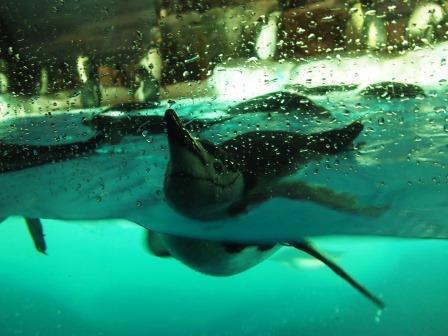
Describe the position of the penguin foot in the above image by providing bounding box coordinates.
[25,217,47,255]
[284,240,385,310]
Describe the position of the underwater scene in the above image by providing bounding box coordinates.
[2,0,448,335]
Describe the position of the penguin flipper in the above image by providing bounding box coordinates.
[229,181,386,217]
[285,240,385,310]
[25,217,47,255]
[272,181,387,217]
[146,230,171,258]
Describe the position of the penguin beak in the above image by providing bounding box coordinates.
[164,109,207,165]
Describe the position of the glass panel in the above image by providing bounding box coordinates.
[1,1,447,335]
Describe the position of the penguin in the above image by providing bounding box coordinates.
[160,109,386,309]
[0,131,107,255]
[359,81,426,99]
[406,2,445,44]
[362,13,388,50]
[146,229,384,309]
[133,67,160,107]
[226,91,332,119]
[284,84,359,96]
[345,1,387,51]
[0,59,8,94]
[135,45,162,105]
[82,112,230,144]
[346,1,366,40]
[0,132,106,173]
[254,11,281,60]
[146,230,279,276]
[163,108,383,220]
[37,68,49,97]
[77,55,101,108]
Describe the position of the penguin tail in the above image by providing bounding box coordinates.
[307,121,364,155]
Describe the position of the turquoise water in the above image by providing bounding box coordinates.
[2,83,448,334]
[2,218,448,335]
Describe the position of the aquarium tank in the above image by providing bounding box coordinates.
[1,0,448,335]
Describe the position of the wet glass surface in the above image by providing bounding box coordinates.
[1,1,448,335]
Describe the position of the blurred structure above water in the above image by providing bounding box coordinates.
[0,0,447,114]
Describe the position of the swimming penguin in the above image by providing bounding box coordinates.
[164,108,383,220]
[161,109,385,308]
[146,229,385,309]
[284,84,359,96]
[0,132,108,254]
[0,131,106,173]
[146,230,279,276]
[91,70,162,121]
[360,81,426,99]
[83,112,230,144]
[101,101,161,115]
[226,91,332,118]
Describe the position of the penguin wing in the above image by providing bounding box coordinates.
[228,180,386,218]
[271,180,387,217]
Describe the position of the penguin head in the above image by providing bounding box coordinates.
[164,109,244,220]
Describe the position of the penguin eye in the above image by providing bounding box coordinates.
[213,161,224,173]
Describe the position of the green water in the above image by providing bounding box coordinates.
[1,217,448,335]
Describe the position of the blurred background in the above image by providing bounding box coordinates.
[1,0,448,112]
